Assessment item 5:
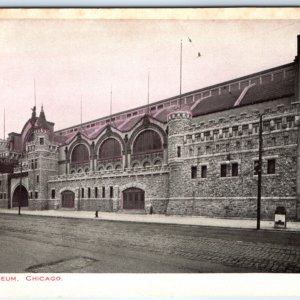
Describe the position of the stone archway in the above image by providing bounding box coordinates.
[12,185,28,207]
[122,188,145,209]
[61,190,75,208]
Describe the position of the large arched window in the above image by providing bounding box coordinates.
[133,130,162,154]
[71,144,89,163]
[99,138,121,160]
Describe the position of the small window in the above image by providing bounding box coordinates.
[51,189,55,199]
[271,137,276,147]
[30,191,33,199]
[197,147,201,156]
[191,166,197,179]
[34,159,38,169]
[220,164,227,177]
[95,187,98,198]
[0,193,2,200]
[232,163,239,177]
[236,141,240,149]
[88,187,91,198]
[40,137,44,145]
[81,188,84,198]
[267,159,276,174]
[205,146,210,154]
[3,193,6,199]
[177,146,181,158]
[201,165,207,178]
[35,191,38,199]
[284,136,289,145]
[225,143,229,152]
[110,186,114,198]
[102,187,105,198]
[0,181,2,186]
[36,175,39,183]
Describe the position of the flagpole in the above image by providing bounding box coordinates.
[34,79,36,107]
[179,39,182,108]
[80,96,82,128]
[3,108,5,140]
[147,72,150,115]
[110,85,112,122]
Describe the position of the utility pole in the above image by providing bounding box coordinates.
[256,114,263,230]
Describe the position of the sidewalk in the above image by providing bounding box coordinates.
[1,208,300,232]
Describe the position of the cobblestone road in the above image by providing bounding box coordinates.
[1,214,300,273]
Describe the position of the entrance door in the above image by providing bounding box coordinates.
[61,190,75,208]
[123,188,145,209]
[12,185,29,207]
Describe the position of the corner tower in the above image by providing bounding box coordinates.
[27,106,58,209]
[166,107,193,215]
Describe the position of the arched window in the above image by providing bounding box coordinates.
[133,130,162,154]
[71,144,89,163]
[99,138,121,160]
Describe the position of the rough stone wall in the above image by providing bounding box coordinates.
[47,172,169,213]
[0,174,9,208]
[167,100,299,220]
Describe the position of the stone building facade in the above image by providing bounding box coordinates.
[1,35,300,220]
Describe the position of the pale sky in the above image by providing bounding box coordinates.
[1,19,300,137]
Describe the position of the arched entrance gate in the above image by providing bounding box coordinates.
[123,188,145,209]
[61,190,75,208]
[12,185,29,207]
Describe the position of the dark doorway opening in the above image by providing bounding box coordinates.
[12,185,29,207]
[123,188,145,209]
[61,190,75,208]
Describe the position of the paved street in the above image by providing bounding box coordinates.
[1,213,300,273]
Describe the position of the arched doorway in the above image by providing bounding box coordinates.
[61,190,75,208]
[123,188,145,209]
[12,185,29,207]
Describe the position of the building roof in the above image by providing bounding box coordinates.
[50,63,295,145]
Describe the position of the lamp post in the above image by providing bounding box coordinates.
[18,159,22,215]
[256,114,263,230]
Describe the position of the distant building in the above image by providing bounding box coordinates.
[1,35,300,220]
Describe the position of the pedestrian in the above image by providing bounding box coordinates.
[149,204,153,215]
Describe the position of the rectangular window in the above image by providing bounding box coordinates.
[201,165,207,178]
[284,136,289,145]
[225,143,229,152]
[205,146,210,154]
[102,187,105,198]
[191,166,197,179]
[30,191,33,199]
[3,193,6,199]
[220,164,227,177]
[110,186,114,198]
[34,159,38,169]
[95,187,98,198]
[35,191,38,199]
[88,187,91,198]
[0,193,2,200]
[267,159,276,174]
[177,146,181,158]
[232,163,239,177]
[51,189,55,199]
[36,175,39,183]
[81,188,84,198]
[0,181,1,186]
[40,137,44,145]
[197,147,201,156]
